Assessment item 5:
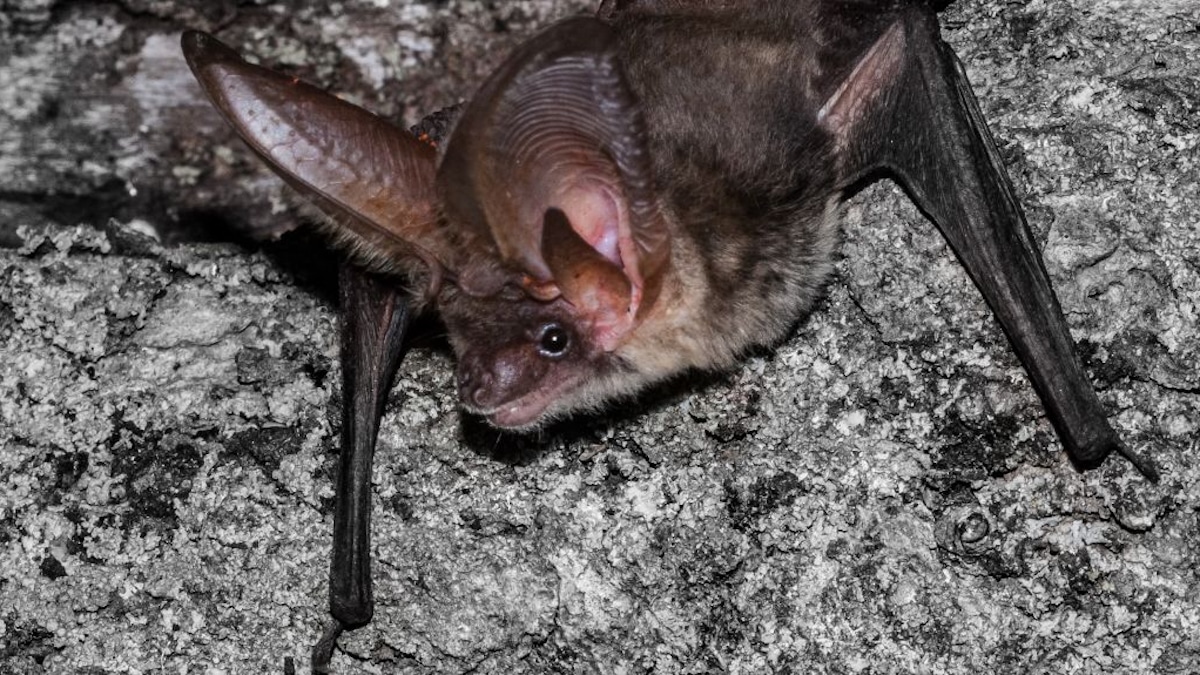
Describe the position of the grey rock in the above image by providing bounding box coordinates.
[1,1,1197,673]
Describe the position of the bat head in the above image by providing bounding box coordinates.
[438,285,619,429]
[433,18,671,429]
[182,20,672,431]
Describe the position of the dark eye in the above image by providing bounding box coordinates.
[537,324,571,357]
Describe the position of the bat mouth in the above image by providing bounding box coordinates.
[485,404,547,430]
[476,383,573,429]
[465,373,586,431]
[469,393,555,431]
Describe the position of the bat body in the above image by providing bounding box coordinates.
[181,1,1156,671]
[442,5,846,429]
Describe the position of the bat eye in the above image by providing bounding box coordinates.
[537,324,571,358]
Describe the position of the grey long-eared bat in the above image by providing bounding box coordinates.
[181,0,1158,671]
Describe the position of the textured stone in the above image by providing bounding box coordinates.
[1,1,1197,673]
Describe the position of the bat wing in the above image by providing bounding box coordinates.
[180,31,448,281]
[819,8,1156,478]
[310,264,411,673]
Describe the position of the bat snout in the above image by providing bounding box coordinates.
[456,364,544,430]
[454,348,574,430]
[455,350,529,411]
[456,362,493,410]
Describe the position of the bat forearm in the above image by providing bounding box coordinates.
[314,265,412,672]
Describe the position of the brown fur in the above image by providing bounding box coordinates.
[435,4,888,427]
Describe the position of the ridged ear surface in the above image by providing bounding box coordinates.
[438,17,669,346]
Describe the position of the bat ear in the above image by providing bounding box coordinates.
[438,17,670,349]
[181,31,447,279]
[816,21,908,174]
[541,207,633,345]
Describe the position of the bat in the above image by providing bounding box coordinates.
[180,0,1158,670]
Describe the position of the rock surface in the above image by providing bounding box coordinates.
[1,1,1197,673]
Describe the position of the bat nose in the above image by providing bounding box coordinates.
[457,363,493,409]
[457,348,531,411]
